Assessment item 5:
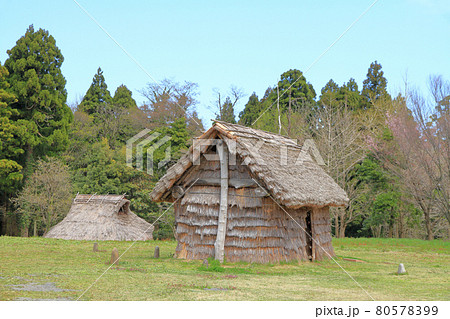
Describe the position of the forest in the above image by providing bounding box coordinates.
[1,26,449,241]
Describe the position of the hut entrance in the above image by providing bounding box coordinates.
[118,202,129,216]
[305,211,313,261]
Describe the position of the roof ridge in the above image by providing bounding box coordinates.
[212,120,297,144]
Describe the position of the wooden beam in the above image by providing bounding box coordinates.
[172,186,185,199]
[191,178,257,189]
[214,122,236,140]
[214,139,228,263]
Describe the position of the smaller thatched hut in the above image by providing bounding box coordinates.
[45,194,153,241]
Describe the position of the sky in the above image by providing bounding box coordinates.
[1,0,449,127]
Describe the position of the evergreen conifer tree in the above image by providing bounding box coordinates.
[79,67,112,115]
[4,25,72,161]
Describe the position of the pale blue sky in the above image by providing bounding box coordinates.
[1,0,449,126]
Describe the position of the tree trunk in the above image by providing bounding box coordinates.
[214,140,228,262]
[372,226,382,238]
[388,224,393,238]
[338,208,347,238]
[334,214,339,238]
[398,211,404,238]
[339,218,346,238]
[33,220,37,237]
[21,226,29,237]
[424,208,434,240]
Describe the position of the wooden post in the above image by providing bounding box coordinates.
[154,246,160,258]
[288,88,292,136]
[110,247,119,265]
[277,85,281,134]
[311,208,318,261]
[214,139,228,263]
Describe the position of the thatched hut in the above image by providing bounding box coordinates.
[150,121,348,263]
[45,194,153,241]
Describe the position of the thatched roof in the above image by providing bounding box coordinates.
[151,121,348,208]
[45,194,153,241]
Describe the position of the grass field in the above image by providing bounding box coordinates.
[0,236,448,301]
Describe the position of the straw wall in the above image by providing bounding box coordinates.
[174,149,335,263]
[175,150,221,260]
[311,206,335,260]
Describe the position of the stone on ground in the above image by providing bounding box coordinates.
[397,263,406,274]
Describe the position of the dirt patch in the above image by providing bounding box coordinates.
[6,276,32,281]
[15,297,74,301]
[8,282,78,292]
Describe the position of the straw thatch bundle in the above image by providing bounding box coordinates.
[44,194,153,241]
[151,121,348,263]
[152,121,348,207]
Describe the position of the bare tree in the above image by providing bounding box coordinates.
[140,79,202,132]
[96,103,128,147]
[292,100,371,237]
[410,76,450,227]
[372,77,450,240]
[14,158,72,236]
[383,104,436,239]
[317,104,370,237]
[67,94,84,113]
[210,86,245,123]
[426,75,450,225]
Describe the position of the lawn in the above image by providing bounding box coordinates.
[0,236,448,301]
